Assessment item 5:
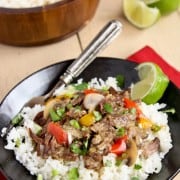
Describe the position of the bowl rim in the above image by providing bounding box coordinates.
[0,0,79,13]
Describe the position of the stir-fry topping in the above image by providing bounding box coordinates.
[28,84,161,171]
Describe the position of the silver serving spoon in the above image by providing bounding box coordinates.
[24,20,122,107]
[2,20,122,137]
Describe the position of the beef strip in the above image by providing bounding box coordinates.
[127,126,148,147]
[142,137,160,158]
[33,111,47,126]
[71,93,85,106]
[29,129,43,144]
[66,108,87,119]
[84,152,103,170]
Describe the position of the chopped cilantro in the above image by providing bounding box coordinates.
[115,159,122,166]
[74,82,88,91]
[116,74,125,88]
[134,164,142,170]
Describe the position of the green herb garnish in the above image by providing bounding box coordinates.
[104,160,112,167]
[37,174,43,180]
[116,127,125,137]
[70,139,88,155]
[67,103,73,109]
[15,138,21,148]
[49,109,61,122]
[68,167,79,180]
[161,108,175,114]
[12,114,23,125]
[56,107,65,117]
[93,111,102,121]
[104,103,113,113]
[116,74,125,88]
[131,177,139,180]
[51,169,59,177]
[134,164,142,170]
[74,82,88,91]
[70,120,81,129]
[151,124,161,133]
[115,159,122,166]
[129,108,136,114]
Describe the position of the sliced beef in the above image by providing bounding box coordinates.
[142,137,160,158]
[63,125,83,139]
[66,108,86,119]
[84,152,103,170]
[71,93,85,106]
[33,111,47,126]
[29,129,43,144]
[127,126,148,147]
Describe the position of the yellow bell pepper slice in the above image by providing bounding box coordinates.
[138,117,153,129]
[79,113,95,126]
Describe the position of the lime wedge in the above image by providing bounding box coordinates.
[149,0,180,15]
[123,0,161,29]
[131,62,169,104]
[143,0,160,5]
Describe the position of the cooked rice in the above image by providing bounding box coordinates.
[2,77,172,180]
[0,0,64,8]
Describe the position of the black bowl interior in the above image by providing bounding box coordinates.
[0,57,179,180]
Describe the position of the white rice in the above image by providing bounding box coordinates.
[0,0,64,8]
[2,77,173,180]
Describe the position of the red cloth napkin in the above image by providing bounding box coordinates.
[0,172,6,180]
[127,45,180,89]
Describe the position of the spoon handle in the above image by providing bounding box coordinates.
[60,20,122,84]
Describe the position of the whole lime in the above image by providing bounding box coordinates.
[150,0,180,15]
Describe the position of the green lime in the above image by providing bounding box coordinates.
[123,0,161,29]
[150,0,180,15]
[131,62,169,104]
[143,0,160,5]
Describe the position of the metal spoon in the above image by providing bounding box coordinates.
[2,20,122,137]
[24,20,122,107]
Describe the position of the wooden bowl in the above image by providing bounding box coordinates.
[0,0,99,46]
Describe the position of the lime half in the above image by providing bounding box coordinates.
[123,0,161,29]
[131,62,169,104]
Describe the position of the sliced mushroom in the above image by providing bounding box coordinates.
[43,98,61,119]
[83,93,104,112]
[126,139,138,166]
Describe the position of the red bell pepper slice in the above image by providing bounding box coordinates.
[84,89,96,95]
[124,98,142,116]
[110,135,127,155]
[47,122,68,144]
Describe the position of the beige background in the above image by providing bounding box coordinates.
[0,0,180,179]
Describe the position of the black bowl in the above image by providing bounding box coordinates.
[0,57,179,179]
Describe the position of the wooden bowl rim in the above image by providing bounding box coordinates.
[0,0,79,13]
